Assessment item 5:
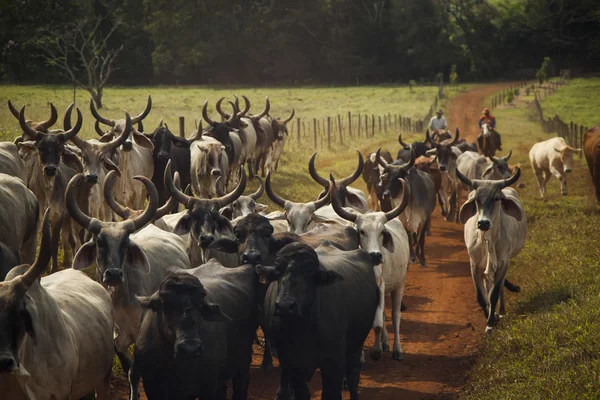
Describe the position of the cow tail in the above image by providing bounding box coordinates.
[504,279,521,293]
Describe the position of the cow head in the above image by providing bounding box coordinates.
[426,128,460,172]
[67,173,158,286]
[17,104,83,178]
[257,242,343,318]
[213,95,250,130]
[0,210,51,375]
[8,100,58,142]
[554,145,581,173]
[482,151,513,180]
[137,272,230,359]
[266,171,330,234]
[398,134,429,160]
[376,147,415,200]
[145,124,191,162]
[456,167,523,231]
[218,176,267,219]
[271,109,295,140]
[196,142,226,179]
[310,150,364,209]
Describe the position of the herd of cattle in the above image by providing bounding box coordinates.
[0,95,595,399]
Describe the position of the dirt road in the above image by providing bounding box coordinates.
[113,83,515,399]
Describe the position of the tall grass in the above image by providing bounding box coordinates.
[539,77,600,129]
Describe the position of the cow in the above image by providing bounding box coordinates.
[376,147,436,267]
[309,150,369,213]
[190,131,230,199]
[584,126,600,203]
[0,174,38,280]
[257,241,378,400]
[17,104,86,272]
[264,109,295,173]
[330,176,410,361]
[143,123,191,208]
[90,98,155,210]
[363,150,393,212]
[456,150,514,207]
[65,172,191,372]
[8,100,58,143]
[529,137,581,197]
[0,142,26,184]
[250,98,275,177]
[456,167,526,333]
[0,210,114,399]
[218,176,268,220]
[415,155,443,227]
[130,262,259,399]
[397,133,429,161]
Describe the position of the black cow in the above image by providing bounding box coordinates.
[130,261,258,399]
[363,149,393,212]
[257,242,378,400]
[397,133,430,161]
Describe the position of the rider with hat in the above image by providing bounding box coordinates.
[429,109,448,131]
[478,108,502,150]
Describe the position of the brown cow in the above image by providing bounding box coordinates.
[583,126,600,203]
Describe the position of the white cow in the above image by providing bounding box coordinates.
[457,168,527,333]
[529,137,581,196]
[0,211,114,399]
[330,177,410,360]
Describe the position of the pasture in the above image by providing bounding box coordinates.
[539,77,600,129]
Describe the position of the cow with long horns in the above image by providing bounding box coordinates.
[218,176,268,220]
[8,100,58,145]
[264,109,295,174]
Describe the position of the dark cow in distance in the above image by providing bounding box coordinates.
[363,149,393,211]
[397,134,429,161]
[257,242,378,399]
[583,126,600,203]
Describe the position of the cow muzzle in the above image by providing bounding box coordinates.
[102,268,124,285]
[43,165,57,177]
[477,220,491,231]
[274,298,301,317]
[86,173,98,183]
[0,354,17,373]
[439,164,447,172]
[200,233,214,247]
[157,151,169,161]
[211,169,221,176]
[175,339,204,359]
[564,168,572,173]
[241,250,261,265]
[369,251,383,265]
[121,141,133,151]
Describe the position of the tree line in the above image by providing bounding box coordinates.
[1,0,599,86]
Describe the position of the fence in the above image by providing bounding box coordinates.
[531,98,588,149]
[490,79,568,110]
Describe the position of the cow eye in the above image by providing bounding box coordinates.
[359,230,365,235]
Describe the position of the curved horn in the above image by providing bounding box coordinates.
[89,98,114,126]
[398,134,409,148]
[375,148,389,169]
[7,100,19,120]
[225,101,237,123]
[282,109,295,125]
[131,95,152,124]
[94,120,105,136]
[384,178,409,221]
[502,149,512,162]
[165,160,194,208]
[308,152,329,187]
[252,97,270,120]
[311,185,330,210]
[497,167,521,189]
[36,103,58,131]
[103,170,131,219]
[215,177,226,197]
[59,105,82,142]
[329,176,357,223]
[209,167,247,210]
[233,94,240,112]
[65,174,101,233]
[449,127,460,146]
[455,168,474,188]
[338,150,364,187]
[265,170,287,208]
[154,172,181,221]
[18,209,52,290]
[106,111,132,151]
[18,106,41,140]
[63,103,73,130]
[126,175,159,232]
[250,176,265,200]
[399,147,415,171]
[238,95,250,118]
[202,101,216,126]
[215,97,228,119]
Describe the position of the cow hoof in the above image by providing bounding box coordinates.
[441,210,447,217]
[485,326,493,335]
[343,377,349,390]
[370,349,382,361]
[401,302,408,312]
[420,262,428,268]
[382,343,390,352]
[410,256,417,264]
[392,350,403,361]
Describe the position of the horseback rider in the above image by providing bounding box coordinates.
[478,108,502,150]
[429,109,450,140]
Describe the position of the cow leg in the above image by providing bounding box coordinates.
[418,220,429,268]
[116,347,133,376]
[437,191,447,217]
[345,347,363,400]
[289,371,310,400]
[370,281,386,360]
[50,215,62,273]
[232,366,250,400]
[128,358,140,400]
[499,281,506,316]
[540,170,552,197]
[60,219,73,268]
[486,264,508,333]
[95,368,111,400]
[275,367,293,400]
[408,232,416,264]
[321,361,344,400]
[391,287,405,360]
[470,262,488,318]
[550,166,567,195]
[532,165,545,197]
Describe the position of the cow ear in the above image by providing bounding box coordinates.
[458,197,477,224]
[219,206,233,220]
[315,270,344,286]
[136,293,161,312]
[22,295,38,343]
[172,136,191,148]
[208,238,238,253]
[202,302,232,322]
[62,148,84,173]
[501,198,523,221]
[17,141,37,154]
[345,192,365,210]
[132,131,154,150]
[382,229,395,253]
[215,215,234,235]
[127,242,150,274]
[98,133,115,143]
[174,214,193,235]
[255,203,268,214]
[72,241,96,270]
[102,156,121,174]
[481,165,494,179]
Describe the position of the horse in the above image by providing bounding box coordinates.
[477,123,501,157]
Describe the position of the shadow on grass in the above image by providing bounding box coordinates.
[514,285,573,315]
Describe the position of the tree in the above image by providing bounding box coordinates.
[536,57,551,87]
[450,64,458,88]
[40,17,123,108]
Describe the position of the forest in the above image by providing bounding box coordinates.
[1,0,599,86]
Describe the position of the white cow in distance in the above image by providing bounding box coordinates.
[529,137,581,197]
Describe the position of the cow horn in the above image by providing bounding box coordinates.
[202,101,216,126]
[215,177,226,197]
[165,160,194,208]
[90,98,114,126]
[106,111,132,151]
[137,121,144,133]
[252,97,270,120]
[63,103,73,130]
[449,127,459,146]
[265,171,287,208]
[131,95,152,124]
[18,107,42,140]
[311,185,330,210]
[65,174,102,233]
[329,176,357,223]
[375,148,389,168]
[18,209,52,291]
[36,103,58,131]
[502,149,512,162]
[250,176,265,200]
[215,97,229,119]
[455,168,475,189]
[155,172,181,221]
[497,167,521,189]
[338,150,364,187]
[59,105,82,142]
[398,134,409,149]
[384,178,409,221]
[308,152,329,187]
[399,147,415,171]
[7,100,19,120]
[225,101,237,123]
[126,175,159,232]
[209,167,247,210]
[282,109,295,125]
[233,94,240,112]
[103,170,132,219]
[238,95,250,118]
[94,121,106,136]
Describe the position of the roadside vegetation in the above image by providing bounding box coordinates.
[462,82,600,399]
[539,77,600,129]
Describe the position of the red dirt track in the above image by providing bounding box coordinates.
[113,83,515,399]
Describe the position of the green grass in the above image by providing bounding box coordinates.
[538,77,600,129]
[461,84,600,399]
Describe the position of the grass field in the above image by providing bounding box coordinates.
[539,77,600,129]
[461,84,600,399]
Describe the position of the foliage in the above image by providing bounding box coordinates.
[506,89,514,104]
[450,64,458,87]
[514,88,520,97]
[536,56,552,86]
[525,86,531,96]
[536,68,547,87]
[408,80,417,92]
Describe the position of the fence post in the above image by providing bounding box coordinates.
[327,117,332,149]
[357,114,361,138]
[371,115,375,137]
[313,118,317,150]
[348,112,353,138]
[179,116,185,138]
